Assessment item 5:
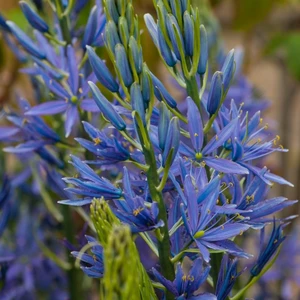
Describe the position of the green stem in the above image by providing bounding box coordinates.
[185,58,201,110]
[210,252,222,288]
[62,206,83,300]
[56,0,71,44]
[142,144,175,299]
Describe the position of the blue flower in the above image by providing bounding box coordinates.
[6,21,46,59]
[113,167,164,233]
[25,45,99,137]
[71,236,104,278]
[216,255,243,300]
[152,257,216,300]
[251,220,285,277]
[20,1,49,33]
[59,155,122,206]
[180,175,250,262]
[75,121,131,165]
[180,98,248,175]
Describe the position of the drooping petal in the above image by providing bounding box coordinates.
[65,105,79,137]
[25,100,68,116]
[205,157,248,174]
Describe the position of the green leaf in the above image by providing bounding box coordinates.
[265,32,300,81]
[5,8,27,29]
[232,0,286,31]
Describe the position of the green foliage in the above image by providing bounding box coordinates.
[265,32,300,81]
[232,0,286,31]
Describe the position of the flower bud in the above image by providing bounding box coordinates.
[183,12,194,57]
[221,49,235,92]
[102,225,140,300]
[118,16,130,48]
[158,102,171,151]
[90,198,120,246]
[150,71,177,108]
[129,37,143,74]
[157,23,177,67]
[115,43,133,87]
[0,13,11,32]
[105,0,120,24]
[20,1,49,33]
[6,21,46,59]
[125,3,134,36]
[88,81,126,131]
[197,25,208,75]
[116,0,126,16]
[144,14,158,47]
[169,0,183,26]
[162,117,180,167]
[207,71,223,115]
[180,0,188,12]
[82,6,97,48]
[166,14,184,60]
[130,83,145,126]
[105,20,121,53]
[86,46,119,92]
[141,68,151,104]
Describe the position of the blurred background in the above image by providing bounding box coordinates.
[1,0,300,298]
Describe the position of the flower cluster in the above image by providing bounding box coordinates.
[0,0,297,299]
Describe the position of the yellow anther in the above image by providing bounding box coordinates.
[93,137,101,145]
[239,230,243,235]
[228,182,234,187]
[264,123,269,130]
[200,161,206,167]
[194,133,198,137]
[276,135,280,141]
[260,118,263,124]
[79,88,83,94]
[279,145,284,149]
[207,209,211,214]
[215,135,219,141]
[133,207,144,216]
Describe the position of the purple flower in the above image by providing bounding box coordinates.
[59,155,122,206]
[180,175,250,262]
[180,98,248,175]
[71,236,104,278]
[113,167,164,233]
[152,257,216,300]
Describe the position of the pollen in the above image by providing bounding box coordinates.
[79,87,83,94]
[93,137,101,145]
[182,275,195,282]
[133,207,144,216]
[194,133,198,137]
[200,161,206,167]
[264,123,269,130]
